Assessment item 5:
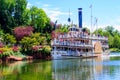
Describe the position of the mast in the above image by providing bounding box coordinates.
[94,17,98,35]
[68,9,71,26]
[89,5,93,35]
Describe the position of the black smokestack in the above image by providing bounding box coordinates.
[78,8,82,28]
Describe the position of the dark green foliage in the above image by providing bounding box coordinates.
[105,26,114,36]
[0,0,29,33]
[0,0,15,33]
[14,0,28,26]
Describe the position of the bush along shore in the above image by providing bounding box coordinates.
[0,45,51,63]
[0,26,52,62]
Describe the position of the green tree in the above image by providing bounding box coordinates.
[55,24,69,33]
[0,0,15,33]
[0,0,29,33]
[93,28,104,36]
[113,35,120,48]
[108,35,114,48]
[103,31,110,37]
[105,26,114,36]
[112,30,120,37]
[14,0,28,26]
[29,6,50,33]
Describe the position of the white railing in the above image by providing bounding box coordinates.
[52,40,93,47]
[102,45,109,48]
[58,34,108,41]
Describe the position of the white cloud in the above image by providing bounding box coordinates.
[112,24,120,31]
[27,2,42,9]
[43,4,51,7]
[35,2,41,5]
[27,2,32,9]
[116,18,120,24]
[83,17,120,32]
[42,4,72,23]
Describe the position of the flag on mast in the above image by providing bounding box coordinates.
[68,9,71,22]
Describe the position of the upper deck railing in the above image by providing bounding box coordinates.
[51,40,109,48]
[58,34,108,41]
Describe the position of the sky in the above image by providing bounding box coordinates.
[27,0,120,31]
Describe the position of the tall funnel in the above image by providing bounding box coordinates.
[78,8,82,28]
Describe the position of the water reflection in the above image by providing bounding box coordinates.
[52,59,95,80]
[0,55,120,80]
[0,60,52,80]
[52,56,120,80]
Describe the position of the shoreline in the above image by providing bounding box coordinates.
[109,48,120,52]
[0,55,52,63]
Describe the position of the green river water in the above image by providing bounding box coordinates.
[0,52,120,80]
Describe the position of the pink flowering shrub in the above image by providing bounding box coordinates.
[12,46,20,52]
[0,42,4,48]
[32,46,43,52]
[14,26,34,41]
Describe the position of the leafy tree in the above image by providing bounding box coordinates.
[113,35,120,48]
[29,6,50,33]
[103,31,110,37]
[112,30,120,37]
[0,0,29,33]
[43,22,53,33]
[105,26,114,36]
[93,26,120,50]
[93,28,103,36]
[0,0,15,33]
[55,24,69,33]
[108,35,114,48]
[14,0,28,26]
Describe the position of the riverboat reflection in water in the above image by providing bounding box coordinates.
[52,55,120,80]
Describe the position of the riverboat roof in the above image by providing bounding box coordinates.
[68,25,80,32]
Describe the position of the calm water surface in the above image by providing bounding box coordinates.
[0,53,120,80]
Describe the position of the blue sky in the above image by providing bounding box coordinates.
[27,0,120,31]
